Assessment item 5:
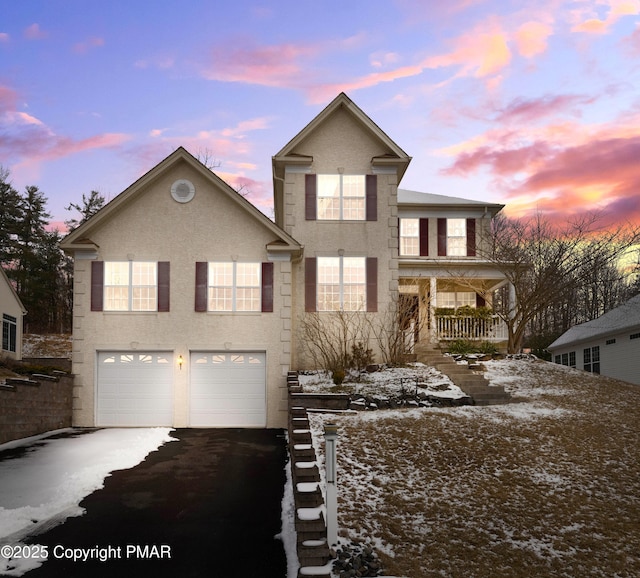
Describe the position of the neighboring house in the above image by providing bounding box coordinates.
[548,294,640,385]
[61,93,511,429]
[0,267,26,361]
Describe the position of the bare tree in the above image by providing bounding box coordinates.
[481,212,640,353]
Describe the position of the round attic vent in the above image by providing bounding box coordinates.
[170,179,195,203]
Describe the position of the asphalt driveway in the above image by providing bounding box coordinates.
[22,428,289,577]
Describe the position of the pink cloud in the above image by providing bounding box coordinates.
[571,0,640,34]
[0,32,9,43]
[495,94,595,124]
[24,23,47,40]
[73,37,105,54]
[442,112,640,226]
[623,24,640,55]
[1,86,130,165]
[200,42,317,88]
[514,21,554,58]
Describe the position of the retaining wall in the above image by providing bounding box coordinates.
[0,372,73,445]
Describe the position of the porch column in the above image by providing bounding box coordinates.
[429,277,437,342]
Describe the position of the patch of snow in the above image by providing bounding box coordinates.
[0,428,175,576]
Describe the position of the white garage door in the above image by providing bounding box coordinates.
[190,352,266,427]
[97,352,173,426]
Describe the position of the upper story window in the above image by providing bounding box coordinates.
[208,262,261,312]
[446,219,467,256]
[400,218,419,256]
[317,175,365,220]
[104,261,157,311]
[2,314,17,353]
[305,174,377,221]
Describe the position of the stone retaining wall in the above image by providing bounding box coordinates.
[0,372,73,445]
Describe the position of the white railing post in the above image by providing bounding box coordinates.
[324,423,339,549]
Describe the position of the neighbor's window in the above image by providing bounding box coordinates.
[208,262,261,312]
[2,314,17,353]
[317,256,366,311]
[317,175,365,220]
[583,346,600,374]
[400,218,419,256]
[447,218,467,256]
[104,262,157,311]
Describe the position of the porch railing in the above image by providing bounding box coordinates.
[436,315,508,342]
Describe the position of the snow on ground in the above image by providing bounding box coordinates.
[299,363,467,400]
[0,428,175,576]
[305,358,640,577]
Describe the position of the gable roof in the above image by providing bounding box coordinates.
[272,93,412,225]
[61,147,302,257]
[0,267,27,314]
[398,189,504,214]
[548,294,640,350]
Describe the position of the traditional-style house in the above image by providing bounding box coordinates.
[61,93,511,429]
[548,294,640,385]
[0,267,26,361]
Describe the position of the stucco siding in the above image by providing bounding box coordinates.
[70,161,292,428]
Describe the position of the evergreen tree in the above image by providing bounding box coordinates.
[0,166,25,267]
[65,190,105,232]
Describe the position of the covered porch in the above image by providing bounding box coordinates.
[398,272,512,352]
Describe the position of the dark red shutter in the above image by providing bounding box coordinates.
[157,262,170,312]
[476,293,486,307]
[305,174,317,221]
[305,258,317,312]
[195,262,208,312]
[91,261,104,312]
[261,262,274,313]
[437,218,447,256]
[466,219,476,257]
[366,257,378,312]
[419,218,429,256]
[365,174,377,221]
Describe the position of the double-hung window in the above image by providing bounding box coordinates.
[400,218,420,256]
[317,175,365,220]
[446,219,467,256]
[317,256,366,311]
[208,262,261,312]
[583,346,600,374]
[104,262,157,311]
[2,314,17,353]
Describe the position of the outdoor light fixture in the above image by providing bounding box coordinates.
[177,355,184,370]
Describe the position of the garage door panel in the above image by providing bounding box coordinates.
[97,351,173,427]
[190,351,266,427]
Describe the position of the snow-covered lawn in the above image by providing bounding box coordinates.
[0,428,175,576]
[307,359,640,577]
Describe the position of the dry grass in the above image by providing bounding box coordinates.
[309,360,640,577]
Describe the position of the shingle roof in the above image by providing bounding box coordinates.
[548,294,640,350]
[398,189,504,211]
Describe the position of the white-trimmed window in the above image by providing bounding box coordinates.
[208,262,261,312]
[2,314,17,353]
[447,219,467,256]
[104,262,157,311]
[400,218,419,256]
[437,291,476,309]
[317,256,366,311]
[317,175,365,220]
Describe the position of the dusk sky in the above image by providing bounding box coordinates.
[2,0,640,230]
